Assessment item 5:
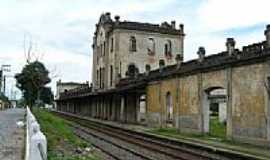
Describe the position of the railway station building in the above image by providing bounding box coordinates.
[56,13,270,146]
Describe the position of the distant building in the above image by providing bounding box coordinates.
[0,99,4,110]
[92,12,185,91]
[10,100,17,108]
[55,80,89,100]
[0,99,10,110]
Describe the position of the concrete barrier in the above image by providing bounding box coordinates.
[25,107,47,160]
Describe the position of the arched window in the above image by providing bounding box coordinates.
[126,63,139,78]
[166,92,173,121]
[164,40,172,58]
[129,36,137,52]
[147,38,155,56]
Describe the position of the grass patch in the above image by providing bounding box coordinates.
[33,109,100,160]
[147,127,270,159]
[209,116,226,138]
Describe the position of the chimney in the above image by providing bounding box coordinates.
[264,24,270,48]
[175,54,183,68]
[226,38,236,56]
[105,12,111,20]
[114,15,120,25]
[171,21,176,29]
[197,47,206,62]
[159,59,165,72]
[145,64,151,76]
[179,23,184,33]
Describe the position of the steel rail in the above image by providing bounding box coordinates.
[53,111,222,160]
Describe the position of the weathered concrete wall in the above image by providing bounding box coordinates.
[160,79,177,127]
[145,61,270,143]
[178,75,200,133]
[202,70,226,90]
[93,25,184,91]
[146,75,201,132]
[59,56,270,145]
[231,63,268,140]
[118,30,183,78]
[147,82,162,127]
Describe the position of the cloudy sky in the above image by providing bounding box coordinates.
[1,0,270,98]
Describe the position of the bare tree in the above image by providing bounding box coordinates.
[23,33,59,80]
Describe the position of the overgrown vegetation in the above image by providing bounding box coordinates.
[209,116,226,138]
[148,126,270,158]
[33,109,101,160]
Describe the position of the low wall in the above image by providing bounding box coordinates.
[25,107,47,160]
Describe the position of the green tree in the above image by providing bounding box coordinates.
[40,87,54,105]
[15,61,53,110]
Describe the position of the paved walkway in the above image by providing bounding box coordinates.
[0,108,25,160]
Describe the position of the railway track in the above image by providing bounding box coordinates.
[53,111,263,160]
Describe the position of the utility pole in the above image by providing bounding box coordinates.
[3,76,6,95]
[0,70,2,94]
[1,65,11,96]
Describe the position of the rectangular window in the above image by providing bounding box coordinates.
[99,68,102,89]
[103,42,106,56]
[97,70,99,85]
[110,38,114,52]
[110,65,113,86]
[96,46,100,63]
[100,44,103,57]
[119,62,122,77]
[102,68,105,88]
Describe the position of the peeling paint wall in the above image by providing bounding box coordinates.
[232,63,267,139]
[178,75,200,132]
[160,79,177,127]
[147,82,161,127]
[146,62,270,142]
[118,30,183,78]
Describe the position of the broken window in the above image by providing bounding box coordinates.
[110,38,114,52]
[96,70,99,85]
[129,36,137,52]
[164,40,172,58]
[110,65,113,87]
[166,92,173,122]
[103,42,106,56]
[147,38,155,56]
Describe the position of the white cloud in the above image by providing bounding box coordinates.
[198,0,270,31]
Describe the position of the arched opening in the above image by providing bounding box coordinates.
[126,63,139,78]
[138,94,146,123]
[164,40,172,58]
[203,87,227,138]
[166,92,173,127]
[147,38,155,56]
